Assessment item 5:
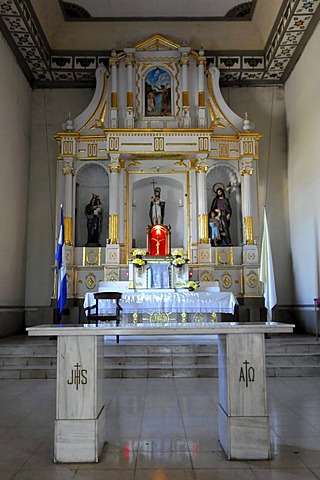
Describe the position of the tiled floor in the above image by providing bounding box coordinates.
[1,375,320,479]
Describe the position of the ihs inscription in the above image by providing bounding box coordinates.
[67,363,88,390]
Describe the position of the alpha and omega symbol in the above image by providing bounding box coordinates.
[239,360,255,387]
[67,363,88,390]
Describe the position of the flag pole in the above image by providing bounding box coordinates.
[259,207,277,322]
[55,204,67,323]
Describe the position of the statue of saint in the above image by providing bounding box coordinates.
[210,187,232,245]
[149,187,165,225]
[85,194,102,246]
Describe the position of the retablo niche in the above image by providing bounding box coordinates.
[147,224,171,256]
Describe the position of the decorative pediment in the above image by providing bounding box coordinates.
[135,35,181,52]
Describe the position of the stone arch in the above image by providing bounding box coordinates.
[74,162,109,247]
[206,163,242,246]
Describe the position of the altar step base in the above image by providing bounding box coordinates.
[0,335,320,379]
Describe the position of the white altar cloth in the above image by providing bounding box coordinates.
[83,290,238,315]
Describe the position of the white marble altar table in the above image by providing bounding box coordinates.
[27,321,295,463]
[83,290,238,315]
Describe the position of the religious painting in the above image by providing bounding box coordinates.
[145,67,172,117]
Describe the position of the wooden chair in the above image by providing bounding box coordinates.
[86,292,123,343]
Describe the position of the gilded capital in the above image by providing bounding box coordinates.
[240,158,254,176]
[195,154,208,173]
[125,54,135,67]
[180,55,190,66]
[196,164,208,173]
[62,159,75,175]
[108,165,121,173]
[109,153,121,173]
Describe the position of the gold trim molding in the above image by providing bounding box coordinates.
[198,214,209,243]
[109,214,119,244]
[64,217,72,246]
[244,216,254,245]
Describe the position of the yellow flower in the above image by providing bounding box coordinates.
[131,249,146,257]
[133,257,146,267]
[172,257,186,266]
[184,281,200,290]
[172,248,186,257]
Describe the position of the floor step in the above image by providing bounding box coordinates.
[0,333,319,379]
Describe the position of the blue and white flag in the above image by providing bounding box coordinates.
[259,207,277,321]
[55,206,67,315]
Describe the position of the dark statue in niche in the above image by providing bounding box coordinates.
[149,187,165,225]
[85,194,102,246]
[209,187,232,246]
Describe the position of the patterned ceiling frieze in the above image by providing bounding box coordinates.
[0,0,318,88]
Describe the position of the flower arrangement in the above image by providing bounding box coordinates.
[132,249,147,257]
[171,256,187,267]
[133,257,146,267]
[184,281,200,291]
[172,248,186,257]
[171,248,189,267]
[131,248,147,267]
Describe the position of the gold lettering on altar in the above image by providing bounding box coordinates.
[67,363,88,390]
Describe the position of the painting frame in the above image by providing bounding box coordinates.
[143,67,174,119]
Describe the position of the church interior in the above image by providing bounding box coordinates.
[0,0,320,478]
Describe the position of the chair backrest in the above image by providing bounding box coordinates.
[93,292,122,316]
[94,292,122,301]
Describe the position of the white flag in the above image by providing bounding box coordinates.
[259,208,277,321]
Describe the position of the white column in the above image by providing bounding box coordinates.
[110,50,119,128]
[197,48,207,128]
[108,154,121,243]
[189,160,198,262]
[238,132,262,244]
[118,159,126,245]
[124,47,135,128]
[196,154,209,243]
[179,46,191,128]
[62,158,74,238]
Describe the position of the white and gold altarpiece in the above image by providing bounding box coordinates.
[54,35,263,316]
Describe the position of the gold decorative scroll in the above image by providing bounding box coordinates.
[111,92,118,108]
[198,91,205,107]
[109,214,119,244]
[244,216,254,245]
[182,91,189,107]
[198,214,209,243]
[127,91,133,108]
[64,217,72,246]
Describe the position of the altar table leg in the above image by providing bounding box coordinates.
[54,335,105,463]
[218,333,270,460]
